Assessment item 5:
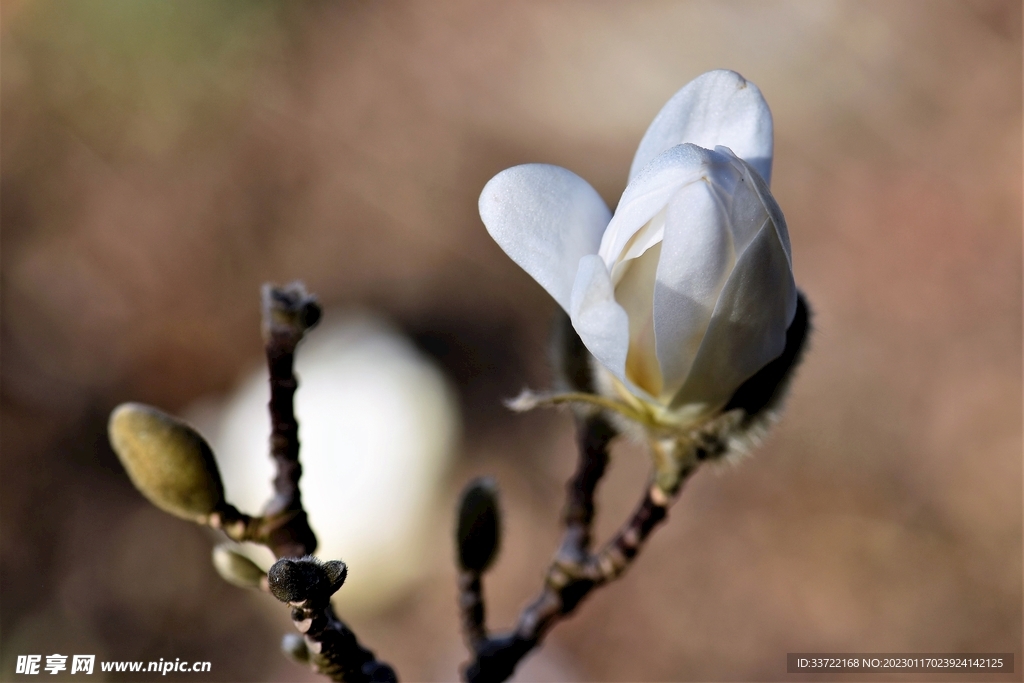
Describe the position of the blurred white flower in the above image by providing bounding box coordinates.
[186,314,459,614]
[480,70,796,429]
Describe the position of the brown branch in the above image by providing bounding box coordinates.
[228,282,397,683]
[204,284,322,555]
[268,557,397,683]
[455,415,611,664]
[462,415,694,683]
[559,414,614,561]
[259,282,321,559]
[458,570,487,650]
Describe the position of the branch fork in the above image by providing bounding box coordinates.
[457,414,686,683]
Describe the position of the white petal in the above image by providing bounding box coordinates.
[598,144,708,272]
[569,255,630,382]
[670,216,797,412]
[707,148,770,257]
[629,70,774,186]
[717,146,792,264]
[652,169,736,398]
[480,164,611,312]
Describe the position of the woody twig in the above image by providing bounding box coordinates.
[214,282,395,682]
[458,412,692,683]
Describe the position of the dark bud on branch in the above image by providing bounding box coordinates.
[456,477,502,573]
[267,556,347,604]
[108,403,226,524]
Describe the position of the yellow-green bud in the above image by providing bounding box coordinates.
[281,633,309,664]
[212,544,266,589]
[108,402,225,523]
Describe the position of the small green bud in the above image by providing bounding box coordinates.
[212,544,266,589]
[281,633,309,664]
[108,403,225,523]
[455,476,501,573]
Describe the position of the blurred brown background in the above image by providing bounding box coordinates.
[1,1,1021,681]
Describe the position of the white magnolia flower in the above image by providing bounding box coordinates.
[480,70,797,430]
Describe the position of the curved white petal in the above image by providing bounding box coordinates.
[629,70,774,186]
[569,255,630,382]
[718,147,792,264]
[670,216,797,413]
[707,148,770,257]
[598,144,708,272]
[480,164,611,312]
[652,169,736,399]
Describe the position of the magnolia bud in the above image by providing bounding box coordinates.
[108,403,225,523]
[212,544,266,589]
[455,477,501,573]
[267,557,347,604]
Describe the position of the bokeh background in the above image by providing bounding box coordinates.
[2,1,1021,681]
